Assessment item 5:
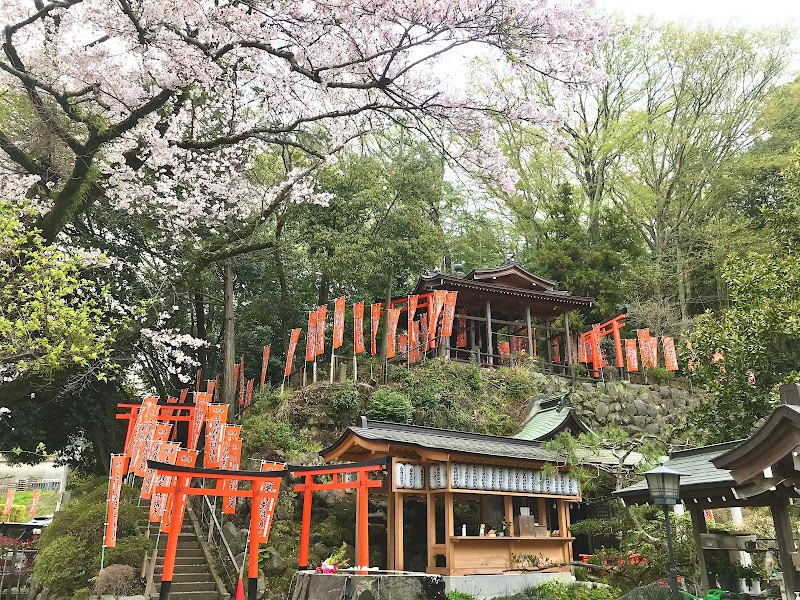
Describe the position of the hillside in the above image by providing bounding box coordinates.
[237,359,706,600]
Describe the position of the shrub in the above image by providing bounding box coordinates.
[366,389,413,423]
[105,534,154,569]
[33,535,95,597]
[242,415,303,458]
[95,564,143,597]
[71,588,92,600]
[647,367,675,383]
[332,385,362,421]
[0,504,27,523]
[447,592,476,600]
[503,372,532,399]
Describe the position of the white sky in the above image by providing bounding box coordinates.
[597,0,800,27]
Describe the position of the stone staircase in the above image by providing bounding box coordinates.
[137,502,228,600]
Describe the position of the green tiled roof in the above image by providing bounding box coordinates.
[324,419,558,463]
[615,440,744,502]
[514,406,586,441]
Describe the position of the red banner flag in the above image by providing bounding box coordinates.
[285,328,301,377]
[2,489,14,515]
[179,388,188,403]
[233,363,240,389]
[625,338,639,372]
[663,337,678,371]
[238,355,245,407]
[428,290,447,346]
[260,345,270,392]
[410,321,421,364]
[245,379,254,408]
[149,442,180,523]
[190,392,210,450]
[255,462,283,544]
[306,312,317,362]
[104,455,126,547]
[29,490,40,516]
[407,295,419,348]
[398,333,408,357]
[333,297,346,349]
[637,329,651,369]
[141,423,172,499]
[457,310,468,349]
[370,304,382,356]
[553,337,561,363]
[316,305,327,356]
[649,333,658,367]
[499,341,510,356]
[387,307,401,359]
[161,449,198,534]
[420,313,428,353]
[204,404,229,468]
[441,291,458,338]
[578,336,588,363]
[353,302,365,354]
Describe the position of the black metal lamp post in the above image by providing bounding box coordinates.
[644,465,683,600]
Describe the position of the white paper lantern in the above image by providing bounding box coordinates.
[458,464,469,489]
[404,464,414,489]
[501,468,511,492]
[413,465,425,489]
[532,471,542,493]
[396,463,405,489]
[475,465,485,490]
[511,469,521,492]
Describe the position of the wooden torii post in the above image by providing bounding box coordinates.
[293,457,386,571]
[579,314,626,378]
[148,460,286,600]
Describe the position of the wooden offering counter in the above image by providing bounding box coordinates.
[322,418,580,576]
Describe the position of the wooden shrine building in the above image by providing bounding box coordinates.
[321,417,582,576]
[404,258,593,369]
[616,383,800,596]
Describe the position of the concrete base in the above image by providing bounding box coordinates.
[291,571,446,600]
[443,572,574,599]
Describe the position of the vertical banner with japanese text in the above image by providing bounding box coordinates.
[2,489,14,515]
[104,455,126,548]
[625,338,639,372]
[306,312,317,362]
[370,304,381,356]
[284,328,301,377]
[260,345,270,392]
[353,302,365,354]
[316,305,327,356]
[441,291,458,338]
[204,404,229,468]
[29,490,40,515]
[333,297,345,349]
[637,329,652,369]
[428,290,447,347]
[190,392,210,450]
[457,310,468,349]
[407,295,418,350]
[149,442,179,522]
[663,337,679,371]
[387,307,401,359]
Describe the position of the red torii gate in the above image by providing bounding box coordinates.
[579,313,626,378]
[149,460,285,600]
[117,401,197,451]
[293,457,386,571]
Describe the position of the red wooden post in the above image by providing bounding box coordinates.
[298,474,313,569]
[612,318,624,376]
[159,477,187,600]
[248,487,261,600]
[357,470,369,571]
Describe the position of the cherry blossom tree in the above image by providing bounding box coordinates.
[0,0,607,247]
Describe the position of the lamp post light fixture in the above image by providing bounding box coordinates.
[644,465,683,600]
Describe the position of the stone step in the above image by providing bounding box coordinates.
[156,556,208,566]
[157,538,203,550]
[155,572,215,584]
[155,563,209,575]
[151,590,219,600]
[156,580,217,593]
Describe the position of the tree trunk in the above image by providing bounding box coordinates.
[194,288,208,373]
[222,261,236,411]
[274,216,290,351]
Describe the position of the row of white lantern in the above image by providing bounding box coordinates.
[394,462,580,496]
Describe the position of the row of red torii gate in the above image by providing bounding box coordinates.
[106,388,382,600]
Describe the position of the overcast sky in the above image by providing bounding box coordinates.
[597,0,800,26]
